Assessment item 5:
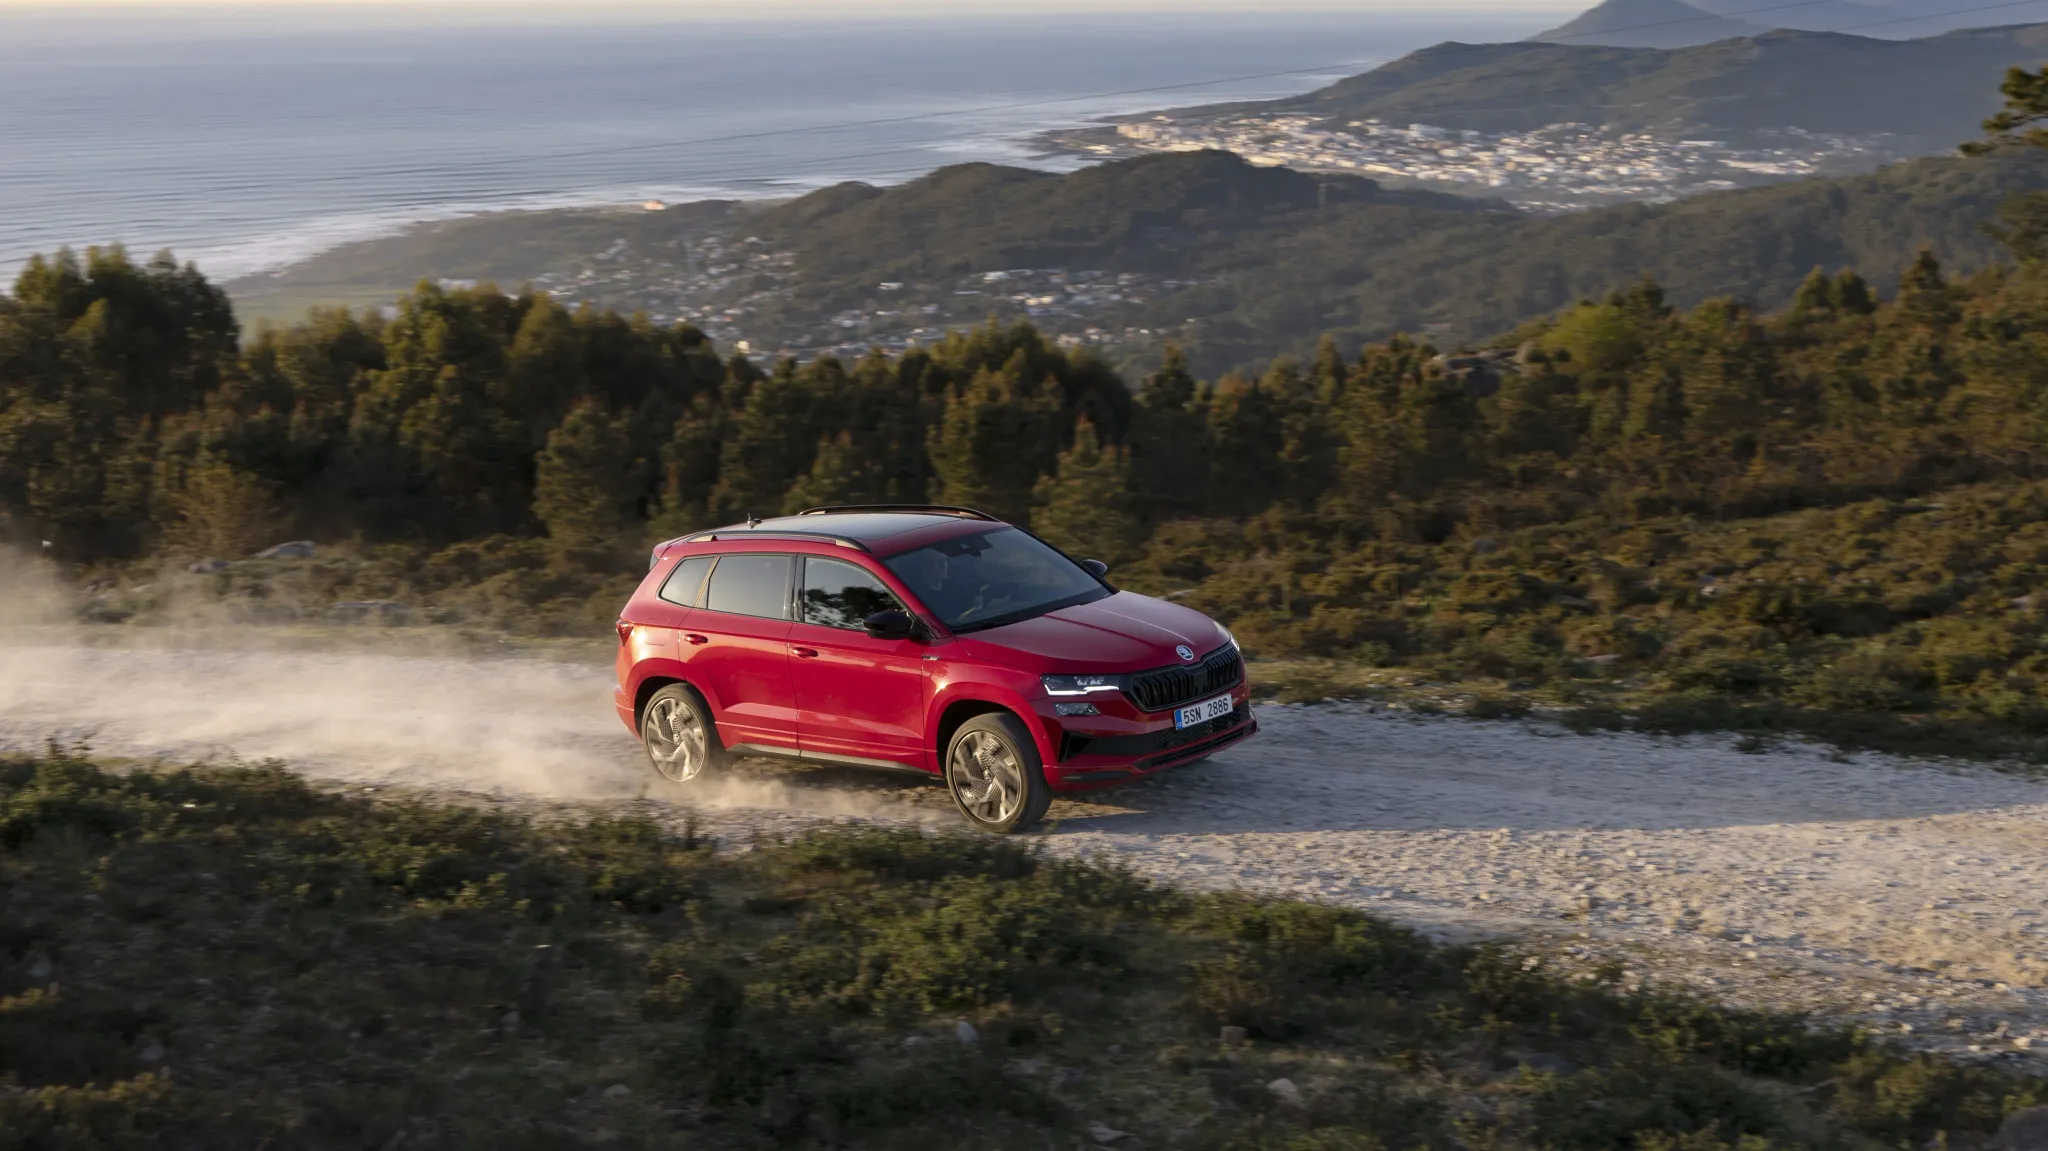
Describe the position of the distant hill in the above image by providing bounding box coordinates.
[229,144,2048,376]
[1539,0,2048,45]
[1688,0,1892,34]
[748,151,1498,284]
[752,147,2048,370]
[1247,23,2048,148]
[1534,0,1768,49]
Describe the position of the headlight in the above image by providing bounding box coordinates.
[1042,673,1123,697]
[1221,627,1241,652]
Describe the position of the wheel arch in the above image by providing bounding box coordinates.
[935,698,1033,766]
[634,675,690,727]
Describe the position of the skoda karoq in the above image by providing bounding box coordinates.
[613,506,1256,833]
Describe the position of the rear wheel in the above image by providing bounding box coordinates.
[641,684,727,785]
[945,712,1052,834]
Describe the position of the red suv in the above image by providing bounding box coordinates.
[613,506,1256,833]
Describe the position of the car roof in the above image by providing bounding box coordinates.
[669,509,1009,559]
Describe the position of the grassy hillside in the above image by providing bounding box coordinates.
[3,748,2041,1149]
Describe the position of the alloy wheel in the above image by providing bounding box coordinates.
[948,729,1023,824]
[644,696,708,782]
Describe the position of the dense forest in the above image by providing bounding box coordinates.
[10,71,2048,757]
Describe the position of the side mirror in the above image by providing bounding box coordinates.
[1081,559,1110,579]
[864,609,918,640]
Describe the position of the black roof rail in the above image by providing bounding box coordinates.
[680,528,872,552]
[797,504,1001,522]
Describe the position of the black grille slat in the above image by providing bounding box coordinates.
[1125,645,1243,713]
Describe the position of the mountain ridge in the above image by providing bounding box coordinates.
[1539,0,2048,46]
[1246,22,2048,145]
[1534,0,1769,49]
[749,146,2048,370]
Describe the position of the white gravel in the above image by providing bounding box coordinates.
[3,636,2045,1067]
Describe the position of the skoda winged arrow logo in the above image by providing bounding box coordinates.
[1176,645,1196,662]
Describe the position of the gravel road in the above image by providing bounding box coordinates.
[4,636,2045,1067]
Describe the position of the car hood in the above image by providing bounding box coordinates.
[957,592,1228,672]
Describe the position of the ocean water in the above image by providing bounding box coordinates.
[0,8,1558,282]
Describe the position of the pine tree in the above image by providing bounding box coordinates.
[155,454,286,560]
[535,400,643,569]
[653,392,725,535]
[1792,267,1836,316]
[1030,418,1140,566]
[1965,63,2048,259]
[782,431,881,513]
[1896,249,1961,330]
[1205,370,1283,516]
[709,363,816,522]
[1833,270,1878,316]
[925,368,1060,521]
[1127,344,1211,524]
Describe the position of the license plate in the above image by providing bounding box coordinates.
[1175,692,1235,730]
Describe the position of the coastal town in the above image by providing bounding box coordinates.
[523,232,1198,364]
[1054,113,1893,209]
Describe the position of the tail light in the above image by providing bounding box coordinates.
[615,620,634,645]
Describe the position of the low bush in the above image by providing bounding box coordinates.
[1,750,2041,1149]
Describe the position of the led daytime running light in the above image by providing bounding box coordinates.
[1042,673,1124,697]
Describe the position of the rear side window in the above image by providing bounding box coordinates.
[658,556,714,608]
[704,554,793,620]
[801,557,904,630]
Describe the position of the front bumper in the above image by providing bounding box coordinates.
[1040,699,1258,789]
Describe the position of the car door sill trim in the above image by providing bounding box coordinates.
[726,743,932,775]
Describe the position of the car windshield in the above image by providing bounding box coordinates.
[884,527,1108,632]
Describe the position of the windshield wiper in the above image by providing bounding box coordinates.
[945,588,1109,634]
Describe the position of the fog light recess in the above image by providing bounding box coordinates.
[1054,702,1101,717]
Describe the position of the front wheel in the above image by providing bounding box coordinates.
[641,683,727,785]
[945,712,1053,834]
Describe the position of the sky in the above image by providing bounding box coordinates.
[0,0,1576,14]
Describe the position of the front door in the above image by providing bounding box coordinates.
[789,556,932,769]
[688,553,798,749]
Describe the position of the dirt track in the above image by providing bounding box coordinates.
[4,637,2045,1066]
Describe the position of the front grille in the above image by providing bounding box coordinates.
[1125,644,1243,713]
[1066,704,1250,761]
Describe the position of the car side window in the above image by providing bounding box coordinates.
[657,556,714,608]
[802,557,904,631]
[703,554,793,620]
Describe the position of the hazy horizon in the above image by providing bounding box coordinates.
[0,0,1578,21]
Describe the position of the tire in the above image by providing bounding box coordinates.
[944,712,1053,834]
[641,683,728,785]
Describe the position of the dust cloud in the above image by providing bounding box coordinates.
[0,550,940,820]
[0,548,76,627]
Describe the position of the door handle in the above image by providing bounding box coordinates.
[790,646,820,659]
[683,633,709,646]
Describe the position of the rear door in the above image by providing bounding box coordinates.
[788,555,933,769]
[620,553,715,703]
[686,553,799,749]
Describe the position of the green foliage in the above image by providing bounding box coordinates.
[3,749,2039,1150]
[1030,417,1140,565]
[534,399,643,570]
